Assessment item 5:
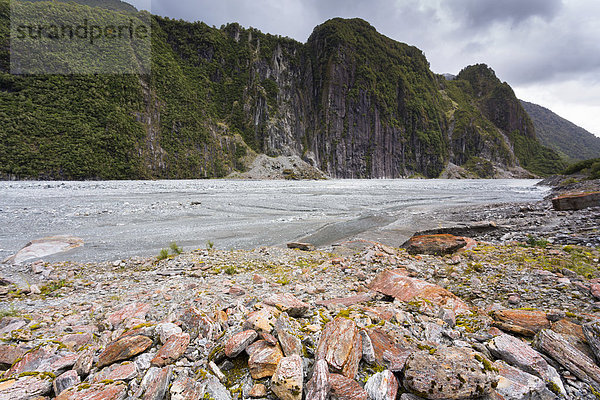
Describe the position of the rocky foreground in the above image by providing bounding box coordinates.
[1,218,600,400]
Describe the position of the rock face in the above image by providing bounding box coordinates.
[402,234,470,255]
[369,269,470,314]
[403,348,498,399]
[271,355,303,400]
[552,192,600,211]
[315,317,362,379]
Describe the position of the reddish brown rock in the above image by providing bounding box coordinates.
[271,355,303,400]
[60,333,94,350]
[305,359,330,400]
[106,302,151,328]
[247,340,284,379]
[275,313,302,357]
[170,375,205,400]
[369,269,470,314]
[248,383,268,398]
[552,191,600,211]
[492,310,550,336]
[329,373,368,400]
[0,344,29,366]
[552,319,593,359]
[53,370,80,396]
[224,330,258,358]
[93,361,138,383]
[0,376,52,400]
[1,347,73,377]
[97,333,153,368]
[402,234,470,255]
[591,284,600,300]
[56,382,128,400]
[316,317,362,379]
[264,293,310,317]
[142,366,172,400]
[366,328,413,368]
[316,293,376,308]
[179,306,214,340]
[151,332,190,367]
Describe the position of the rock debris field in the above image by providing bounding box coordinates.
[1,207,600,399]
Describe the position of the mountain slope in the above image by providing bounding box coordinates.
[0,1,566,179]
[521,100,600,161]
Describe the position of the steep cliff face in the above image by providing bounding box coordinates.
[0,1,566,179]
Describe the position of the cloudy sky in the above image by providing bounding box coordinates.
[131,0,600,137]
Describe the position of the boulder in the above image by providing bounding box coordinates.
[92,361,138,383]
[247,340,284,379]
[53,370,81,396]
[315,317,362,379]
[287,242,315,251]
[151,332,190,366]
[244,306,280,333]
[106,302,151,328]
[487,334,565,396]
[364,370,399,400]
[155,322,182,344]
[275,313,302,357]
[493,360,557,400]
[97,332,153,368]
[403,347,498,399]
[271,355,303,400]
[534,329,600,391]
[224,330,258,358]
[552,192,600,211]
[402,234,472,255]
[170,375,205,400]
[491,310,550,336]
[369,269,470,314]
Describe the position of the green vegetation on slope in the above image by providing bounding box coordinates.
[521,100,600,162]
[0,3,568,179]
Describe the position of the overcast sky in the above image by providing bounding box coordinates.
[131,0,600,137]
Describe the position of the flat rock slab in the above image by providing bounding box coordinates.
[97,333,153,368]
[402,234,472,255]
[0,376,52,400]
[56,381,128,400]
[492,310,550,336]
[316,317,362,379]
[403,347,498,400]
[264,293,310,317]
[93,361,138,383]
[170,375,205,400]
[152,332,190,366]
[552,191,600,211]
[106,303,151,328]
[493,360,556,400]
[287,242,316,251]
[3,235,84,264]
[316,293,376,308]
[275,313,302,357]
[369,269,470,314]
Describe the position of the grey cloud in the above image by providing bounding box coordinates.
[449,0,563,29]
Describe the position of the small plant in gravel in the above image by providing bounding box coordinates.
[157,249,169,260]
[525,235,549,248]
[224,265,237,275]
[207,240,215,250]
[170,242,183,255]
